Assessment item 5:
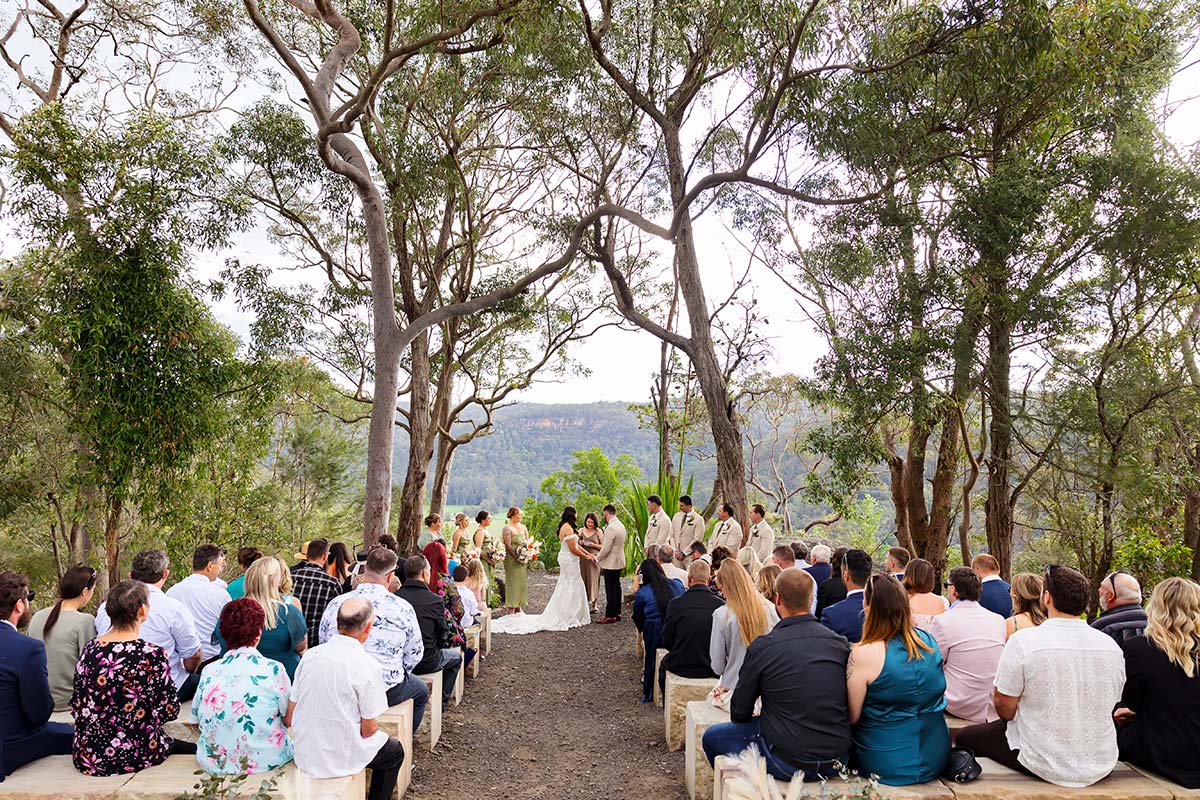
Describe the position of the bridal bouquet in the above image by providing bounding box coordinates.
[515,539,540,565]
[481,540,505,566]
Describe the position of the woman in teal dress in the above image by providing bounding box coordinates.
[502,506,530,613]
[847,574,949,785]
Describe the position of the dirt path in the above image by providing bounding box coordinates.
[406,570,689,800]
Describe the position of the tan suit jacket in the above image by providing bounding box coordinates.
[711,517,744,551]
[598,519,627,571]
[747,520,775,562]
[671,511,706,552]
[645,509,673,548]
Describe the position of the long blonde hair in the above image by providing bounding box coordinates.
[1011,573,1047,626]
[737,546,762,579]
[1145,577,1200,679]
[245,557,285,629]
[466,558,488,591]
[756,563,782,604]
[716,560,768,647]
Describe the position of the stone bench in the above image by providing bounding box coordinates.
[376,698,415,798]
[712,755,953,800]
[1128,765,1200,799]
[636,629,644,659]
[947,759,1174,800]
[452,648,466,707]
[653,648,667,707]
[465,625,482,678]
[114,758,365,800]
[0,755,135,799]
[664,673,719,751]
[413,670,444,750]
[684,700,730,800]
[944,713,973,743]
[479,607,492,655]
[50,702,199,744]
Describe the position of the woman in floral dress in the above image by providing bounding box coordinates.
[422,542,475,671]
[191,599,294,775]
[502,506,530,613]
[71,581,195,776]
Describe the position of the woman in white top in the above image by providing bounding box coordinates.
[709,560,779,693]
[904,558,949,629]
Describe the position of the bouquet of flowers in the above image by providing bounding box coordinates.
[465,547,482,563]
[481,539,505,566]
[515,539,540,565]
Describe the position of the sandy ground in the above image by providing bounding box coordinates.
[405,570,689,800]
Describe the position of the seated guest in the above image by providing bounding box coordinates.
[904,558,948,629]
[289,598,406,800]
[275,556,304,611]
[806,544,833,586]
[973,554,1012,618]
[790,541,811,569]
[657,544,688,584]
[687,541,710,565]
[225,547,263,600]
[660,561,725,695]
[1092,572,1147,644]
[884,546,910,580]
[395,555,462,707]
[737,546,763,579]
[633,559,685,702]
[453,565,479,628]
[847,575,949,785]
[770,544,795,571]
[703,569,850,781]
[326,542,354,592]
[957,565,1125,787]
[710,561,779,693]
[756,563,782,605]
[28,564,98,711]
[215,557,307,680]
[72,581,196,776]
[421,543,473,670]
[96,549,202,700]
[418,513,445,550]
[1005,573,1046,640]
[464,559,488,610]
[1,572,73,778]
[928,567,1006,722]
[166,544,230,666]
[319,547,428,730]
[192,599,293,774]
[821,549,871,642]
[292,538,344,648]
[816,547,848,620]
[1114,577,1200,788]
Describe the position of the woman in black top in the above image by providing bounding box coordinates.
[816,547,848,621]
[1114,577,1200,788]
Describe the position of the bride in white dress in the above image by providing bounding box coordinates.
[492,506,597,635]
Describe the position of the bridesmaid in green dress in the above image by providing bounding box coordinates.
[474,510,499,608]
[450,513,472,561]
[502,506,530,613]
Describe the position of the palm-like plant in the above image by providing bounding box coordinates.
[618,473,694,575]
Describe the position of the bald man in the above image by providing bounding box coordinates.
[1091,572,1146,644]
[659,561,725,695]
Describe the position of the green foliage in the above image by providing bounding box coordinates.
[1114,525,1195,592]
[619,473,693,575]
[175,763,275,800]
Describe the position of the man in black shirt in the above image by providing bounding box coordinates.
[660,561,725,695]
[1091,572,1146,644]
[702,568,851,781]
[395,555,461,705]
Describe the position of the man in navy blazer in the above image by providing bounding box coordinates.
[0,572,74,780]
[820,549,872,643]
[971,554,1013,618]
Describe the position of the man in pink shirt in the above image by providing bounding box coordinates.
[928,566,1007,722]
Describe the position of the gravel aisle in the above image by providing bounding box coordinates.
[405,570,689,800]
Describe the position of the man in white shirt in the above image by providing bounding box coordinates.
[452,565,479,627]
[746,504,775,563]
[928,567,1006,723]
[656,545,688,584]
[645,495,673,549]
[957,565,1125,787]
[671,495,705,560]
[288,597,406,800]
[166,544,230,663]
[711,503,744,551]
[96,549,202,699]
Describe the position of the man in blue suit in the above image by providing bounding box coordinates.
[0,572,73,780]
[820,549,872,643]
[972,554,1013,618]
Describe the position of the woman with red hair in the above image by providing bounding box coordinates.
[190,599,294,775]
[422,542,474,668]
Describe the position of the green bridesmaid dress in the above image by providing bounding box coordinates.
[503,526,530,608]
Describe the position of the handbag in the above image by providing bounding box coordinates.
[942,746,982,783]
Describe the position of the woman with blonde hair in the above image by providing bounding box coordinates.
[737,546,763,579]
[216,556,307,679]
[710,560,779,693]
[465,558,489,609]
[450,513,472,560]
[847,575,949,785]
[1005,572,1046,640]
[1114,577,1200,788]
[756,563,782,605]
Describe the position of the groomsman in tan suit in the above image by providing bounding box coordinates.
[645,495,673,549]
[710,503,744,551]
[747,503,775,562]
[671,495,705,560]
[597,504,627,623]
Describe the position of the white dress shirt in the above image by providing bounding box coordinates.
[290,634,389,779]
[97,583,201,688]
[166,573,230,660]
[455,581,479,627]
[994,618,1125,787]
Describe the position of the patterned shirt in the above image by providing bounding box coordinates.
[318,583,423,687]
[190,647,294,775]
[96,584,200,689]
[292,563,344,648]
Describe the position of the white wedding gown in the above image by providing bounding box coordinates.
[492,534,591,635]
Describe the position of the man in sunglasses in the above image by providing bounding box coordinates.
[0,572,74,780]
[1091,572,1147,645]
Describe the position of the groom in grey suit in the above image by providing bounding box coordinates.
[597,504,627,623]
